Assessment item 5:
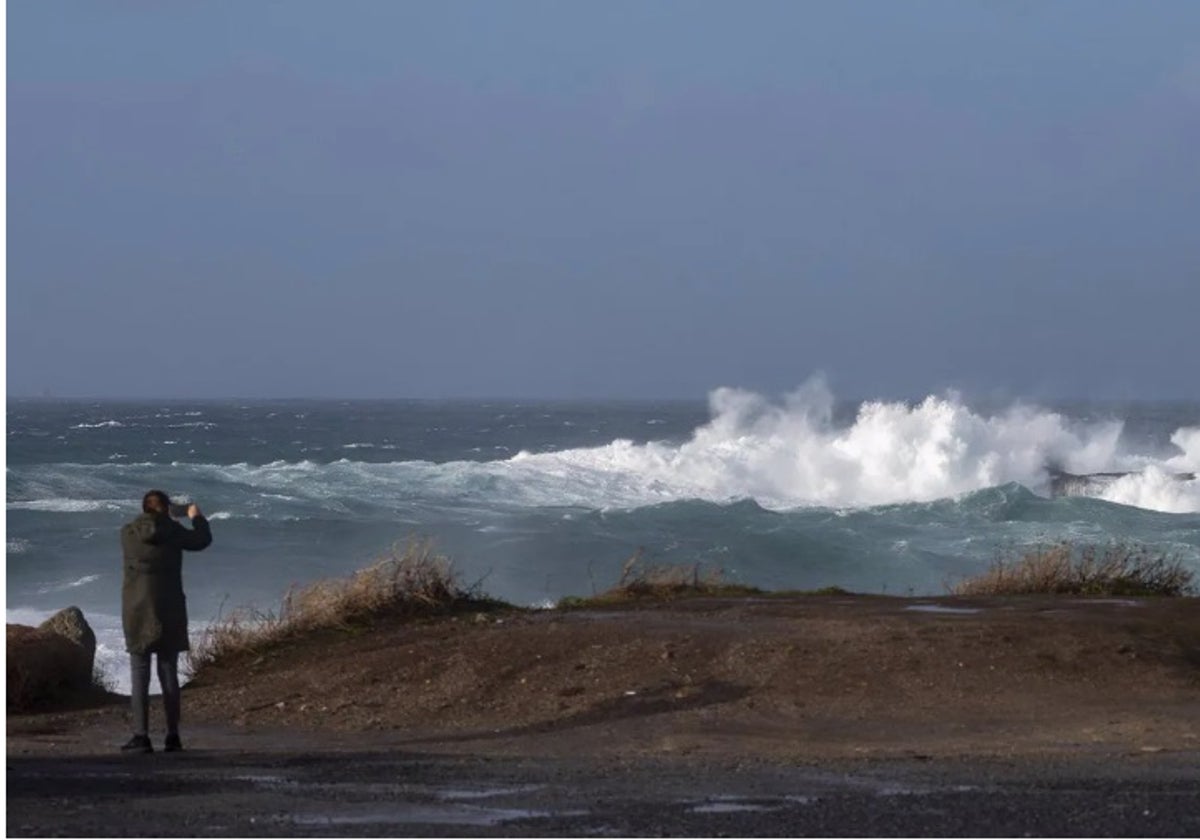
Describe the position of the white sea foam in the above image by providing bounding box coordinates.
[36,574,102,595]
[69,420,125,429]
[1100,468,1200,514]
[7,498,128,513]
[7,538,31,554]
[87,616,133,693]
[1164,427,1200,472]
[9,386,1197,517]
[495,380,1196,514]
[494,380,1130,510]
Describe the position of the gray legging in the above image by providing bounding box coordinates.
[129,651,181,737]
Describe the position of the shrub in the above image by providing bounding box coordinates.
[188,540,484,672]
[773,586,853,597]
[951,542,1195,597]
[558,552,762,607]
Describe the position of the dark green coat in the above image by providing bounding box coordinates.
[120,512,212,655]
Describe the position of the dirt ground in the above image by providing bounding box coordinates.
[8,595,1200,836]
[11,594,1200,759]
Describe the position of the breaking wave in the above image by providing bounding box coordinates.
[6,498,129,513]
[7,382,1199,515]
[1099,467,1200,514]
[36,574,102,595]
[503,381,1199,513]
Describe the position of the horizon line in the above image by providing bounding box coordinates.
[8,392,1200,404]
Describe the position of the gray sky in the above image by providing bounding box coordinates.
[8,1,1199,400]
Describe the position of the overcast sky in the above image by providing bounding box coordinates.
[7,1,1199,400]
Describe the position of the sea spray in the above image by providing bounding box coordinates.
[505,382,1180,511]
[1100,467,1200,514]
[8,392,1200,695]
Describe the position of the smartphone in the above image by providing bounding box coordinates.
[168,502,191,518]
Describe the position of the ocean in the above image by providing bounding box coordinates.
[7,384,1200,691]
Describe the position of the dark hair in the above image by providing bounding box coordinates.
[142,490,171,514]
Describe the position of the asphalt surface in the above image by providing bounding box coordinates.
[7,746,1200,837]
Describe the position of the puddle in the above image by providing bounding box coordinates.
[291,804,555,827]
[686,796,781,815]
[234,775,546,800]
[232,774,295,787]
[437,784,545,800]
[832,774,982,798]
[689,801,777,814]
[874,785,934,796]
[21,771,135,780]
[904,604,981,615]
[873,783,979,797]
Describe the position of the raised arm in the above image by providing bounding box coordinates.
[170,506,213,552]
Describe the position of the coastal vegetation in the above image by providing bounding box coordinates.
[556,552,763,608]
[187,547,764,672]
[950,542,1195,597]
[187,541,501,673]
[185,540,1195,675]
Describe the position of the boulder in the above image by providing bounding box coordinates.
[7,607,99,711]
[39,606,97,672]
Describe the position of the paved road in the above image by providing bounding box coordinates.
[8,747,1199,836]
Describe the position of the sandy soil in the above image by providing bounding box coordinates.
[11,594,1200,759]
[7,595,1200,835]
[185,594,1200,757]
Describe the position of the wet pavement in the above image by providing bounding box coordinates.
[8,746,1200,836]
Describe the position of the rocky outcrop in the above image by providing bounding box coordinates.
[7,607,99,711]
[39,606,97,670]
[1048,469,1197,498]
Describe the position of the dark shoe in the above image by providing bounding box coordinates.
[163,733,183,752]
[121,735,153,754]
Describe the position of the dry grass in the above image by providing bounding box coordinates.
[559,552,762,608]
[951,542,1195,597]
[188,541,489,672]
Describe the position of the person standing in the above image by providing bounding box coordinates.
[119,489,212,753]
